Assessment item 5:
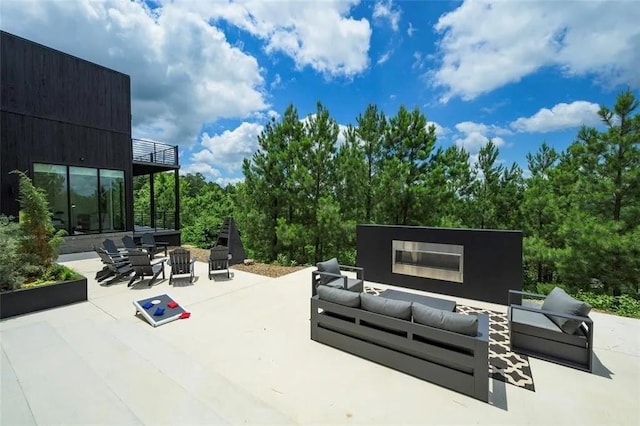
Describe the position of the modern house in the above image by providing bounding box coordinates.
[0,31,181,253]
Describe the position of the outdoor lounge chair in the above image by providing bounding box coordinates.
[127,249,167,287]
[208,245,230,279]
[95,247,133,285]
[168,248,196,284]
[121,235,140,250]
[508,288,594,372]
[141,233,169,258]
[102,238,127,262]
[311,257,364,297]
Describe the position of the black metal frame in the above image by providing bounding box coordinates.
[311,264,364,296]
[310,295,490,402]
[508,290,594,372]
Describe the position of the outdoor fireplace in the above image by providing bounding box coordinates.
[392,240,464,283]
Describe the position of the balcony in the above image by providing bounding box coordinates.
[132,138,179,175]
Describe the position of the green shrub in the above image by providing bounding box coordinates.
[11,170,65,273]
[575,290,640,318]
[0,215,25,292]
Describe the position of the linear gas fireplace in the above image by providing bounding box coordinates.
[392,240,464,283]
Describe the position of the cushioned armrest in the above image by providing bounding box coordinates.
[510,303,593,324]
[508,289,546,305]
[315,271,347,287]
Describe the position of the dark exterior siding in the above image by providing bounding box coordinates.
[356,224,523,305]
[0,31,133,230]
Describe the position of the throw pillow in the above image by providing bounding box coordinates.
[360,293,412,320]
[317,258,342,286]
[541,287,592,334]
[412,303,478,336]
[317,285,361,308]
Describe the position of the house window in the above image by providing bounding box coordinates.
[69,166,99,233]
[33,163,126,234]
[33,164,68,232]
[100,169,125,232]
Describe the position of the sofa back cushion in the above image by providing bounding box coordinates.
[412,303,479,336]
[541,287,592,334]
[361,293,412,320]
[317,285,361,308]
[316,258,342,286]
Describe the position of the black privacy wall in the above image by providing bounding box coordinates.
[356,225,522,305]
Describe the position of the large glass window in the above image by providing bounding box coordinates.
[69,166,99,234]
[100,169,125,232]
[33,163,126,235]
[33,164,69,232]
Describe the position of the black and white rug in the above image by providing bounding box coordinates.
[364,286,535,392]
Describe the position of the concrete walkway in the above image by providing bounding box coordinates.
[1,254,639,425]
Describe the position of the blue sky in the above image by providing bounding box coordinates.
[2,1,639,184]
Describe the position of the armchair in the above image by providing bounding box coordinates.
[208,245,230,279]
[127,249,167,287]
[311,257,364,297]
[508,288,593,372]
[168,248,196,284]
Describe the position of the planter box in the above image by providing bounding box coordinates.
[0,277,88,319]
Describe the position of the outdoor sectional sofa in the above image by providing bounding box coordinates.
[310,286,490,402]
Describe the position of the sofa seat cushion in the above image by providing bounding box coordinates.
[412,303,479,336]
[541,287,592,334]
[361,293,411,320]
[317,258,342,286]
[317,285,361,307]
[510,306,588,348]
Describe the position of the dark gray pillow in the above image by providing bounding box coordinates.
[360,293,412,320]
[412,303,478,336]
[317,258,342,286]
[317,285,360,308]
[541,287,592,334]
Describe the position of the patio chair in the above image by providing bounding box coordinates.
[508,288,594,372]
[311,257,364,296]
[141,233,169,258]
[102,238,127,262]
[168,248,196,284]
[121,235,139,250]
[208,245,230,279]
[95,247,133,285]
[127,249,167,287]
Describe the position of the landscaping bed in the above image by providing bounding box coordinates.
[185,246,307,278]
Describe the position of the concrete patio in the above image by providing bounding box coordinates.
[1,253,639,425]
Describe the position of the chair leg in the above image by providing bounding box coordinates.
[149,269,162,287]
[169,271,173,285]
[128,274,138,287]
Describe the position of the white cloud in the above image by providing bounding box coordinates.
[510,101,601,133]
[455,121,511,136]
[377,49,393,65]
[407,22,417,37]
[426,121,449,138]
[180,163,221,179]
[192,0,372,78]
[432,0,640,102]
[453,121,507,155]
[198,122,264,172]
[412,51,426,70]
[0,0,267,145]
[373,0,401,32]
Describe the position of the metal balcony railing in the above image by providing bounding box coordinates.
[132,138,178,166]
[134,210,176,231]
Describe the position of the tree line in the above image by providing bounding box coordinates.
[136,90,639,297]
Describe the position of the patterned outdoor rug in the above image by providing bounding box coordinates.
[364,286,535,392]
